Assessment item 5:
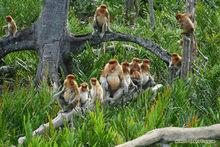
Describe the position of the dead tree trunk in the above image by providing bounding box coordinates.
[179,0,196,78]
[169,0,196,81]
[0,0,171,89]
[124,0,139,26]
[148,0,155,30]
[185,0,196,60]
[34,0,69,89]
[181,36,191,77]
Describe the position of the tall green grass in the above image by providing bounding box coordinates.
[0,0,220,146]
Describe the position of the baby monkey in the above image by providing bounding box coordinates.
[90,77,104,104]
[79,82,89,107]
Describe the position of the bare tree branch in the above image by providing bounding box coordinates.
[116,124,220,147]
[148,0,156,30]
[69,32,171,63]
[0,28,36,59]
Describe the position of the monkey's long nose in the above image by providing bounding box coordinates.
[70,81,74,86]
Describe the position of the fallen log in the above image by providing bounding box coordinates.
[116,124,220,147]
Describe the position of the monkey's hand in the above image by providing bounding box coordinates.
[3,25,7,29]
[121,80,129,93]
[53,87,65,100]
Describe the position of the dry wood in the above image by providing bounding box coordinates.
[181,36,191,77]
[116,124,220,147]
[148,0,155,30]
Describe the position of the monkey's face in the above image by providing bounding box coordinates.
[173,57,179,62]
[110,63,117,71]
[176,13,183,21]
[122,61,129,67]
[91,78,97,86]
[132,58,141,65]
[100,4,107,9]
[67,78,75,87]
[108,59,118,71]
[66,75,75,87]
[81,85,88,92]
[141,64,149,71]
[143,59,150,65]
[6,16,12,22]
[122,64,129,73]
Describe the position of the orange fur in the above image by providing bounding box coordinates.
[141,59,150,72]
[93,4,111,38]
[94,4,110,27]
[63,74,79,101]
[130,71,141,79]
[121,61,130,74]
[176,13,194,34]
[130,57,141,75]
[5,15,17,37]
[171,53,182,66]
[102,59,124,91]
[79,82,89,92]
[90,77,103,102]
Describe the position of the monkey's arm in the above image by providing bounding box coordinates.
[100,75,109,90]
[3,25,7,29]
[184,13,192,18]
[118,66,124,81]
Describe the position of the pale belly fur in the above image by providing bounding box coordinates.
[107,75,120,91]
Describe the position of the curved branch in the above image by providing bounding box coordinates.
[68,32,171,63]
[116,124,220,147]
[0,65,15,74]
[0,28,36,59]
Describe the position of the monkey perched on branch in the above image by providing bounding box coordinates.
[93,4,111,38]
[90,77,104,104]
[78,82,89,107]
[169,53,182,81]
[100,59,126,100]
[140,59,151,86]
[57,74,80,112]
[3,15,17,38]
[121,61,137,92]
[176,13,194,35]
[130,58,142,86]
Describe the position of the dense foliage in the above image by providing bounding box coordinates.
[0,0,220,146]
